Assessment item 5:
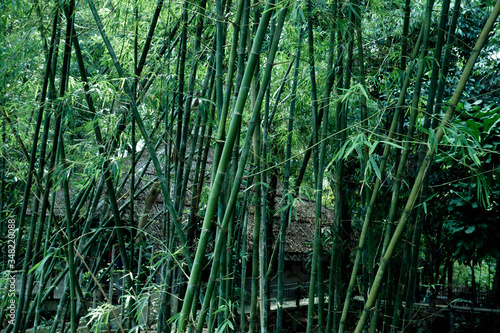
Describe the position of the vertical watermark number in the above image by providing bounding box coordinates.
[6,218,16,325]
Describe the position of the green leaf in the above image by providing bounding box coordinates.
[368,141,378,155]
[28,252,53,276]
[466,119,481,141]
[379,140,405,151]
[428,127,438,152]
[369,155,382,180]
[484,116,500,134]
[465,225,475,234]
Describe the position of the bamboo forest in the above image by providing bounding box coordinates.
[1,0,500,332]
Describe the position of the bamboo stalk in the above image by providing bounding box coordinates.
[276,25,301,330]
[305,0,322,331]
[353,2,500,331]
[87,0,194,271]
[192,5,288,331]
[338,19,426,333]
[177,2,276,330]
[13,6,59,263]
[249,116,262,333]
[59,132,77,333]
[13,3,74,330]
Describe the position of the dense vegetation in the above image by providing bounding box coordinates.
[1,0,499,332]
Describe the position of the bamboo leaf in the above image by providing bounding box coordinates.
[369,155,382,180]
[28,252,53,276]
[378,140,405,151]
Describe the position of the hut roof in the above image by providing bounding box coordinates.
[29,142,334,261]
[245,188,334,261]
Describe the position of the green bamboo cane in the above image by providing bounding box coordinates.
[129,0,139,309]
[310,37,331,331]
[338,22,426,333]
[177,1,276,331]
[366,0,436,326]
[389,223,412,332]
[402,209,425,327]
[223,128,239,323]
[305,0,322,330]
[69,20,133,274]
[376,0,435,325]
[187,54,215,245]
[370,1,433,330]
[173,0,189,214]
[239,178,253,332]
[0,109,30,163]
[276,26,302,326]
[266,59,293,129]
[384,114,406,333]
[432,0,462,130]
[19,9,62,324]
[211,0,227,174]
[258,15,277,332]
[176,4,212,226]
[332,3,345,331]
[159,46,174,333]
[400,0,411,79]
[13,3,73,330]
[353,2,500,331]
[324,6,338,332]
[176,0,208,217]
[13,6,59,263]
[70,17,176,326]
[422,0,451,130]
[382,1,411,330]
[290,0,340,198]
[32,236,58,332]
[323,5,337,331]
[48,282,69,333]
[350,1,374,306]
[249,119,262,333]
[215,0,224,122]
[217,196,228,330]
[192,5,288,330]
[59,133,77,333]
[87,0,193,270]
[344,2,361,324]
[234,0,250,97]
[136,0,164,77]
[397,12,463,320]
[400,0,448,326]
[206,293,217,333]
[222,117,242,327]
[194,81,216,211]
[222,0,245,116]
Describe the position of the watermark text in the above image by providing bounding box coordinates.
[6,218,16,325]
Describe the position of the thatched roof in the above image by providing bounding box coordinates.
[246,188,334,261]
[29,141,334,261]
[128,144,335,260]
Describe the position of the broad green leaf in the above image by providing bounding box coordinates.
[466,119,481,141]
[465,225,475,234]
[484,116,500,134]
